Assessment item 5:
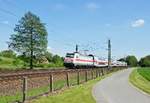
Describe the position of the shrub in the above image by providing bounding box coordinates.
[13,59,24,67]
[126,55,138,67]
[0,50,16,58]
[139,55,150,67]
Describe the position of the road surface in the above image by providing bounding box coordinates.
[92,69,150,103]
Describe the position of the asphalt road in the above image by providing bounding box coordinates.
[92,68,150,103]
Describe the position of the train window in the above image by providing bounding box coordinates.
[66,53,74,58]
[76,56,78,58]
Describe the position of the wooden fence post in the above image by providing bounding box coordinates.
[77,71,80,85]
[22,77,27,103]
[101,68,104,76]
[91,70,93,79]
[94,70,97,79]
[49,74,53,92]
[104,68,106,75]
[96,70,98,78]
[99,69,101,77]
[85,71,88,82]
[66,72,70,87]
[97,69,99,77]
[107,68,109,74]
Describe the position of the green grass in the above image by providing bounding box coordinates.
[31,75,108,103]
[137,67,150,81]
[0,75,78,103]
[0,68,121,103]
[0,56,25,70]
[0,73,89,103]
[0,93,22,103]
[0,56,64,70]
[129,68,150,94]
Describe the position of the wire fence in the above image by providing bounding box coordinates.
[0,67,126,103]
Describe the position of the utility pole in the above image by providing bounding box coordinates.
[108,39,111,69]
[76,44,78,52]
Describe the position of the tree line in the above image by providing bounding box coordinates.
[118,55,150,67]
[0,49,64,69]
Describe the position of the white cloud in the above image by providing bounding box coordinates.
[86,2,100,11]
[1,21,9,25]
[131,19,145,27]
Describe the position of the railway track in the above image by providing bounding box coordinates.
[0,68,95,81]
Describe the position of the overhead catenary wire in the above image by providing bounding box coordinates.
[1,0,26,12]
[0,8,18,18]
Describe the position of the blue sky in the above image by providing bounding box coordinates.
[0,0,150,59]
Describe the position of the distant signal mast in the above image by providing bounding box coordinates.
[108,39,111,69]
[75,44,78,53]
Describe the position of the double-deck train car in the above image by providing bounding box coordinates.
[64,52,127,68]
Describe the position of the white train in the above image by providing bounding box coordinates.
[64,52,127,68]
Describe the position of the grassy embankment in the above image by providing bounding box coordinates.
[129,67,150,94]
[0,56,64,70]
[1,68,121,103]
[30,72,114,103]
[0,73,88,103]
[31,78,102,103]
[0,56,24,70]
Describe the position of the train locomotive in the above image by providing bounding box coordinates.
[64,52,127,68]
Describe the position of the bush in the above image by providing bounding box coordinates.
[13,59,24,67]
[35,62,64,68]
[139,55,150,67]
[126,55,138,67]
[0,50,16,58]
[45,51,53,62]
[0,57,13,64]
[52,55,64,65]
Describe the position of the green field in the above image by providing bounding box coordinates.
[137,68,150,81]
[129,68,150,94]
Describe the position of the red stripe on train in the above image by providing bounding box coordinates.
[65,58,107,64]
[75,59,107,64]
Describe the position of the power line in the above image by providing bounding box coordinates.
[1,0,26,12]
[0,0,19,18]
[0,8,17,17]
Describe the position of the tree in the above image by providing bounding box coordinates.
[139,55,150,67]
[0,50,16,58]
[17,53,30,66]
[35,54,49,64]
[52,55,63,65]
[8,12,48,69]
[126,55,138,67]
[44,51,53,62]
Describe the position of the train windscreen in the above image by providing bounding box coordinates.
[66,53,74,58]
